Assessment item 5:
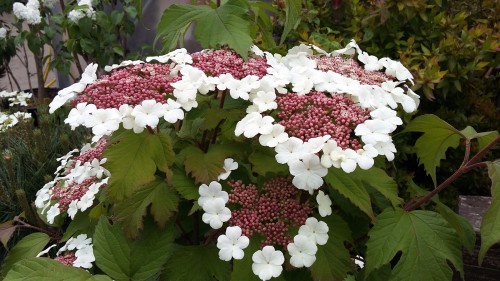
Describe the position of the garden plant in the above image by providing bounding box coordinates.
[0,0,499,281]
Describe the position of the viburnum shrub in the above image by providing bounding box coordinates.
[1,41,499,281]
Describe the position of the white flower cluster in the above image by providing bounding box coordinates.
[0,91,32,107]
[287,217,329,268]
[198,181,231,229]
[68,0,95,23]
[13,0,42,25]
[0,111,31,132]
[35,142,109,224]
[50,41,418,193]
[37,234,95,269]
[0,27,7,39]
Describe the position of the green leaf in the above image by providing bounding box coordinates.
[164,245,231,281]
[104,130,175,201]
[4,258,112,281]
[403,114,462,186]
[351,168,403,207]
[365,208,463,281]
[184,145,226,184]
[248,148,289,176]
[93,217,175,281]
[1,233,50,278]
[61,210,94,241]
[479,160,500,264]
[310,215,354,281]
[408,181,475,253]
[280,0,302,45]
[324,169,375,220]
[114,178,179,238]
[156,0,253,58]
[477,131,499,151]
[172,167,199,200]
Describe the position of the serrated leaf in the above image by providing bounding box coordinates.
[164,245,231,281]
[184,146,226,184]
[365,208,463,281]
[4,258,112,281]
[93,217,174,281]
[172,167,199,200]
[310,215,354,281]
[104,131,175,201]
[280,0,302,45]
[351,168,403,207]
[479,160,500,264]
[404,114,462,186]
[408,181,475,253]
[1,233,50,278]
[324,169,375,220]
[114,178,179,238]
[156,0,252,58]
[477,131,499,151]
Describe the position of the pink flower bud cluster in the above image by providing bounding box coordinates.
[191,49,268,79]
[55,252,76,266]
[228,177,312,248]
[313,56,390,86]
[73,138,107,164]
[276,91,369,150]
[74,64,181,109]
[52,176,97,212]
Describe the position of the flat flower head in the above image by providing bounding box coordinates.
[217,226,249,261]
[198,181,229,207]
[252,246,284,281]
[287,234,318,268]
[298,217,329,245]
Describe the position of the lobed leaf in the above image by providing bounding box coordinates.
[93,217,174,281]
[184,145,229,184]
[114,178,179,238]
[104,131,175,201]
[403,114,462,186]
[479,160,500,264]
[3,258,112,281]
[365,208,463,281]
[324,169,375,220]
[350,168,403,207]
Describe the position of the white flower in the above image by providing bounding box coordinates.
[73,245,95,268]
[354,120,392,145]
[379,57,414,84]
[163,99,184,123]
[0,27,6,39]
[89,158,109,179]
[252,91,277,112]
[85,108,121,137]
[198,181,229,208]
[119,104,143,133]
[252,246,284,281]
[274,137,308,164]
[250,45,264,57]
[104,60,143,72]
[132,100,165,128]
[218,158,238,180]
[36,244,57,257]
[77,192,95,212]
[369,107,402,132]
[67,200,79,219]
[13,0,41,25]
[373,141,397,161]
[234,112,274,138]
[146,48,191,64]
[65,103,97,130]
[68,0,95,23]
[80,63,98,84]
[259,124,289,148]
[354,255,365,268]
[42,0,58,8]
[287,235,318,268]
[217,226,249,261]
[356,144,378,170]
[67,234,92,250]
[304,135,331,154]
[331,39,360,56]
[358,52,383,71]
[298,217,329,245]
[316,191,332,217]
[289,154,328,193]
[47,204,60,224]
[201,198,231,229]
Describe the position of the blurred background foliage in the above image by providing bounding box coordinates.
[278,0,500,205]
